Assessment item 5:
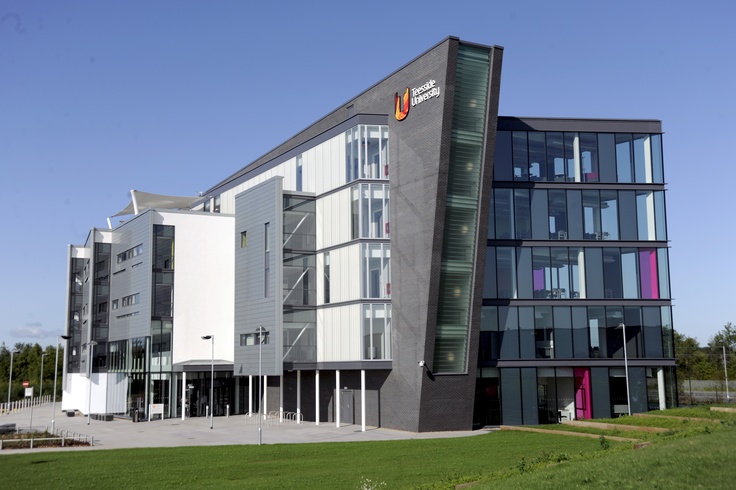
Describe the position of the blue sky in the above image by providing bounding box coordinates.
[1,1,734,348]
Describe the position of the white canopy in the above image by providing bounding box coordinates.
[107,190,202,228]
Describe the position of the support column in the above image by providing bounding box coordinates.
[264,375,268,416]
[336,370,340,428]
[315,370,320,426]
[279,375,283,422]
[361,369,366,432]
[657,367,666,410]
[296,370,301,424]
[248,375,253,416]
[181,372,186,421]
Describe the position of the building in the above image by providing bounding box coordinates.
[62,37,676,431]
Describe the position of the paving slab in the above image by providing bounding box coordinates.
[0,403,486,454]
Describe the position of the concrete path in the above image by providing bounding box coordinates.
[0,404,485,454]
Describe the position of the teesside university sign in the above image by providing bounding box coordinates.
[394,79,441,121]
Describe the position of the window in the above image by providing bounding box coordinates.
[241,331,269,346]
[362,243,391,299]
[296,154,303,191]
[362,304,391,360]
[121,293,140,307]
[213,196,221,213]
[345,125,389,183]
[351,183,390,239]
[112,299,119,310]
[117,244,143,264]
[264,222,270,297]
[240,231,247,248]
[323,251,330,304]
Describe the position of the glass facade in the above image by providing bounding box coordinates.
[479,125,674,425]
[433,44,490,373]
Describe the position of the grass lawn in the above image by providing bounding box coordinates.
[0,431,611,489]
[0,407,733,489]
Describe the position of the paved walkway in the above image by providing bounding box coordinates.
[0,404,485,454]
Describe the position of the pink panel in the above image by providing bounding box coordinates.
[639,249,659,299]
[574,367,592,420]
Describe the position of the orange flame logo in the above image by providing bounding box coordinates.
[394,88,410,121]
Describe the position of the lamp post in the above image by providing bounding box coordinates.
[86,340,98,425]
[201,335,214,429]
[723,344,730,402]
[257,325,269,445]
[7,350,20,409]
[40,353,48,400]
[618,323,631,416]
[51,335,71,433]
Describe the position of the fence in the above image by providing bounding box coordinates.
[0,395,52,416]
[0,426,94,449]
[243,411,304,427]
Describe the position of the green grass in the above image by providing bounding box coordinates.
[486,422,736,489]
[1,406,735,489]
[0,432,609,489]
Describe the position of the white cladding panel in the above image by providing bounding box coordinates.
[317,304,361,362]
[316,187,352,250]
[149,212,235,365]
[330,243,361,303]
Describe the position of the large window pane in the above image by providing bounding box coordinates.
[651,134,664,183]
[643,307,663,358]
[654,191,667,240]
[479,306,500,361]
[618,191,637,240]
[657,248,671,299]
[563,132,578,181]
[598,133,617,182]
[551,247,570,298]
[602,248,622,299]
[517,247,532,299]
[494,131,513,181]
[585,248,604,298]
[548,190,567,240]
[636,191,655,240]
[600,190,619,240]
[554,307,573,359]
[532,247,550,299]
[621,248,639,298]
[633,134,649,183]
[569,247,586,299]
[661,306,674,358]
[531,189,549,240]
[639,249,659,299]
[572,307,589,358]
[615,133,633,183]
[528,132,546,181]
[535,306,554,359]
[499,307,519,359]
[566,190,583,240]
[496,247,516,298]
[514,189,531,239]
[495,188,514,239]
[519,306,535,359]
[588,306,606,358]
[580,133,599,182]
[582,190,601,239]
[512,131,528,181]
[546,132,565,181]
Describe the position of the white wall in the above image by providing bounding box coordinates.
[152,212,235,364]
[317,304,361,362]
[316,187,352,250]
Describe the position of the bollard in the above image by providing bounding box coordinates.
[227,404,230,418]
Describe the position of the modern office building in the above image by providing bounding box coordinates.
[62,36,676,431]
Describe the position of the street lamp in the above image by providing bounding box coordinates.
[7,350,20,409]
[257,325,269,445]
[40,353,48,400]
[86,341,98,425]
[51,335,71,433]
[201,335,214,430]
[618,323,631,416]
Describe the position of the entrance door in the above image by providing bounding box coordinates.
[340,389,354,424]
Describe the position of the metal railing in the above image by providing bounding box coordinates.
[243,411,303,427]
[0,395,52,415]
[0,426,93,449]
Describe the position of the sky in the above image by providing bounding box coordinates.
[1,0,734,348]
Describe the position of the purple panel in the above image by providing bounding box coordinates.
[639,249,659,299]
[533,268,544,291]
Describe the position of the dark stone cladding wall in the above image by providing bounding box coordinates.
[415,45,504,432]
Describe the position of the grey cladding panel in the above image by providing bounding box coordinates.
[234,177,283,376]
